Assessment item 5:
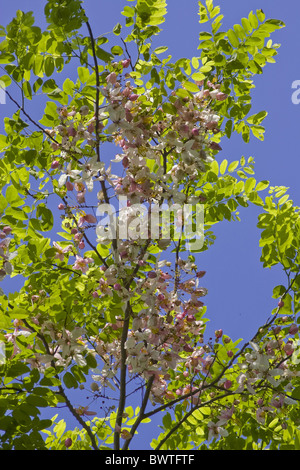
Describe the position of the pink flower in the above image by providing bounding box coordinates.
[206,120,219,130]
[87,122,95,133]
[74,233,83,242]
[148,271,157,279]
[129,94,139,101]
[284,342,294,356]
[73,256,93,274]
[106,72,117,84]
[223,380,232,390]
[67,126,76,137]
[209,141,222,151]
[122,59,131,68]
[216,92,228,101]
[51,160,60,169]
[75,406,97,417]
[76,191,86,204]
[53,242,73,261]
[64,438,72,448]
[78,214,97,227]
[289,324,298,335]
[122,156,129,168]
[66,181,74,191]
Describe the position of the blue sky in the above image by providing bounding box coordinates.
[1,0,300,448]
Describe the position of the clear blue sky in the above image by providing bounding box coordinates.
[0,0,299,448]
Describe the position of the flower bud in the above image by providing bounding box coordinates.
[284,342,294,356]
[66,181,74,191]
[216,92,228,101]
[223,380,232,390]
[51,160,60,170]
[122,59,131,68]
[289,324,298,335]
[64,438,72,448]
[90,382,99,392]
[196,270,206,278]
[147,272,157,279]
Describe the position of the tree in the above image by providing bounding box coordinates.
[0,0,299,451]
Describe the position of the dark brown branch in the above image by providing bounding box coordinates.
[122,375,154,450]
[113,302,131,450]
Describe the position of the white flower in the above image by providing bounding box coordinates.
[235,373,256,394]
[207,421,229,441]
[80,157,104,191]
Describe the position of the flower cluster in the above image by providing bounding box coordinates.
[5,53,299,449]
[0,226,16,292]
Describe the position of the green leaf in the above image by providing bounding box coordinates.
[122,6,135,17]
[220,159,228,175]
[244,177,256,194]
[39,101,59,127]
[154,46,168,55]
[10,307,29,319]
[162,412,172,429]
[247,110,268,125]
[96,47,112,63]
[0,53,15,64]
[256,180,269,191]
[63,78,75,96]
[113,23,122,35]
[44,56,55,77]
[227,29,239,48]
[5,185,23,205]
[182,81,200,93]
[63,372,78,389]
[248,11,259,29]
[111,45,123,56]
[228,160,239,172]
[192,72,205,82]
[53,419,66,439]
[36,204,54,231]
[22,81,32,100]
